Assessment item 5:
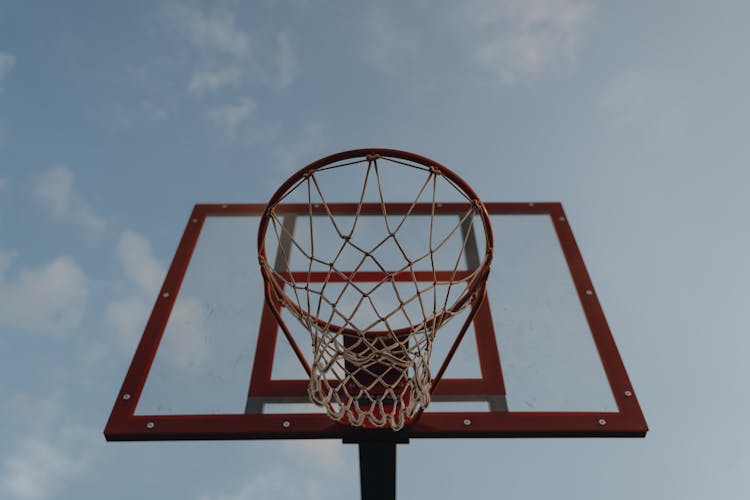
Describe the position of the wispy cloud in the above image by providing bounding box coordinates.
[33,167,106,235]
[0,52,15,82]
[199,441,348,500]
[115,100,169,127]
[207,97,257,138]
[106,295,150,353]
[198,470,300,500]
[0,251,88,337]
[106,229,210,366]
[198,468,335,500]
[599,70,687,136]
[106,230,165,351]
[363,8,417,73]
[188,67,244,95]
[115,230,164,294]
[0,437,93,500]
[162,3,300,95]
[275,121,326,174]
[159,295,212,368]
[0,394,98,500]
[162,3,251,58]
[273,31,300,88]
[465,0,594,83]
[282,440,346,475]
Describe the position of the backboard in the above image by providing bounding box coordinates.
[105,201,647,441]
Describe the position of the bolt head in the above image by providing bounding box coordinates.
[162,292,170,298]
[146,422,155,429]
[282,421,291,428]
[122,393,131,401]
[463,419,471,426]
[624,390,633,397]
[585,289,593,296]
[598,419,606,426]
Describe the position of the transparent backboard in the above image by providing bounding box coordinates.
[105,203,647,441]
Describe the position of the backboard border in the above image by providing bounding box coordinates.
[104,202,647,441]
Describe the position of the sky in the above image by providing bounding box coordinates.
[1,0,749,498]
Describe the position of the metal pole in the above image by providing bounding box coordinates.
[358,442,396,500]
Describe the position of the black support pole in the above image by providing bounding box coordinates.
[358,442,396,500]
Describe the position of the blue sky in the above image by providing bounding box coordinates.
[1,1,749,498]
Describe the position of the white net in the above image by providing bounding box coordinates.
[259,151,492,430]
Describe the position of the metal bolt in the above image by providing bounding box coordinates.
[624,390,633,397]
[191,218,198,223]
[282,420,291,428]
[529,202,535,207]
[162,292,170,298]
[559,216,566,221]
[221,204,228,208]
[463,419,471,426]
[585,289,593,296]
[436,203,443,208]
[146,422,155,429]
[313,204,321,209]
[122,393,131,401]
[598,419,606,426]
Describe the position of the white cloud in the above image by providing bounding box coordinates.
[116,230,165,295]
[188,67,244,95]
[198,468,332,500]
[599,70,686,136]
[106,229,209,366]
[246,120,283,144]
[465,0,594,83]
[198,442,350,500]
[364,9,417,73]
[0,422,98,500]
[0,251,88,336]
[0,439,84,499]
[273,31,300,88]
[144,102,168,121]
[162,3,254,95]
[108,289,211,367]
[106,230,165,350]
[0,52,15,81]
[162,4,300,95]
[1,391,98,500]
[208,98,257,138]
[198,470,294,500]
[160,296,211,367]
[283,440,346,475]
[116,100,168,127]
[275,121,326,175]
[162,3,250,58]
[106,295,150,351]
[33,166,106,235]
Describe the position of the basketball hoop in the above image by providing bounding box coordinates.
[258,149,493,430]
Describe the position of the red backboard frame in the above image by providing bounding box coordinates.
[104,202,647,442]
